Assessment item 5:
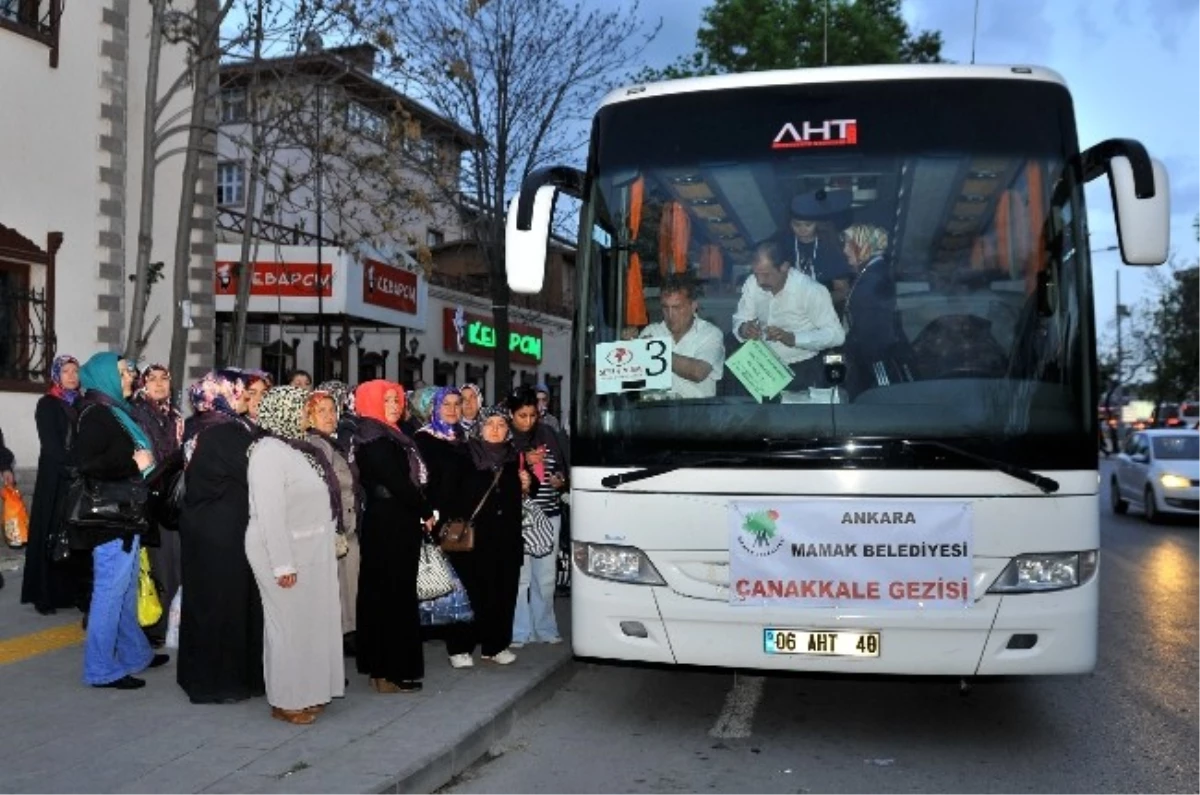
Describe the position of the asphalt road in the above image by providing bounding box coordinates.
[444,463,1198,794]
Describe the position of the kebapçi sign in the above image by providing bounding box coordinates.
[362,257,418,314]
[728,500,974,609]
[443,306,543,365]
[214,260,332,297]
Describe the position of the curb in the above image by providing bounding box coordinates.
[380,653,578,794]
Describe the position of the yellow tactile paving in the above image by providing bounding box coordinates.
[0,623,86,665]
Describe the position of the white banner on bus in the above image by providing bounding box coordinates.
[728,500,974,609]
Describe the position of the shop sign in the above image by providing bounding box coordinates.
[362,258,418,314]
[214,261,332,297]
[443,307,543,365]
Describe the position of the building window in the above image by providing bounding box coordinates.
[404,135,438,163]
[358,351,385,384]
[426,228,444,247]
[217,162,245,206]
[220,88,248,123]
[0,225,60,392]
[0,0,62,68]
[261,339,295,384]
[345,101,387,142]
[433,358,458,388]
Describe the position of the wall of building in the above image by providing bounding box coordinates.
[0,1,197,468]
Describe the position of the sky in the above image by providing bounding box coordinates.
[612,0,1199,343]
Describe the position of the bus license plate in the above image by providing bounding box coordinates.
[763,628,880,657]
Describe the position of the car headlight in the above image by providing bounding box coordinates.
[572,542,666,586]
[1159,473,1192,489]
[988,551,1098,593]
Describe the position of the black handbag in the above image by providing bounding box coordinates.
[65,472,150,533]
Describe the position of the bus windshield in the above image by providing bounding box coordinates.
[573,78,1096,471]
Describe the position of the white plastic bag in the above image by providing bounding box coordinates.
[164,587,182,650]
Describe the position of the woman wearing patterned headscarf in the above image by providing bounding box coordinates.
[176,369,266,705]
[246,387,345,724]
[304,389,362,653]
[22,354,90,615]
[402,385,439,436]
[840,224,906,398]
[459,383,483,434]
[353,380,436,695]
[129,364,185,647]
[436,406,529,668]
[316,379,357,445]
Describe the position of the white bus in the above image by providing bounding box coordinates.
[506,65,1169,676]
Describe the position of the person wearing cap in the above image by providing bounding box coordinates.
[732,239,845,390]
[787,189,855,307]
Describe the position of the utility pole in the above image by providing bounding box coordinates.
[823,0,829,66]
[971,0,981,64]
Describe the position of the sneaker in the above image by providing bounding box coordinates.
[542,636,563,645]
[482,649,517,665]
[509,641,526,649]
[448,653,474,669]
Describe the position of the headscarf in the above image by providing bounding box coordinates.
[354,380,427,488]
[131,363,183,463]
[78,352,155,477]
[417,386,462,442]
[317,380,354,414]
[842,224,889,267]
[255,386,345,532]
[534,383,550,417]
[188,368,247,416]
[409,385,440,426]
[459,383,483,431]
[467,405,517,472]
[48,354,80,406]
[242,369,272,391]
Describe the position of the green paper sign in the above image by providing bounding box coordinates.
[725,340,795,402]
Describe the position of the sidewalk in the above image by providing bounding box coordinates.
[0,559,575,794]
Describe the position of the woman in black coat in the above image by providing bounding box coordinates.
[21,354,89,615]
[841,224,907,398]
[422,404,528,668]
[176,370,265,704]
[353,380,436,694]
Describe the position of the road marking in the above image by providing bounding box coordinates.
[0,624,86,666]
[709,674,765,739]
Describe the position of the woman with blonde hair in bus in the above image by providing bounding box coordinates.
[840,223,910,398]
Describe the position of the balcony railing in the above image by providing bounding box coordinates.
[0,284,52,390]
[0,0,62,67]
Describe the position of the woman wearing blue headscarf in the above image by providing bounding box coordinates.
[74,352,167,689]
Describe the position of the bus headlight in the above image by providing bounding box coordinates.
[573,542,667,586]
[988,551,1098,593]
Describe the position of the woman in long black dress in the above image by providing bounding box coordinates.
[21,354,88,615]
[353,379,436,694]
[129,363,184,646]
[176,369,266,704]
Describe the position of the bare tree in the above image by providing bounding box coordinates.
[360,0,660,395]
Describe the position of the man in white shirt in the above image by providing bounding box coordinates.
[732,240,845,388]
[627,274,725,399]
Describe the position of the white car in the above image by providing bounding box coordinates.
[1110,429,1200,523]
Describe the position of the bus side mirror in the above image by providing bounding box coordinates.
[1109,155,1170,266]
[505,186,555,294]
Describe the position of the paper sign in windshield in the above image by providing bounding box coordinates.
[725,340,794,402]
[595,338,673,395]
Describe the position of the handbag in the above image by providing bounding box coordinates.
[521,498,556,558]
[137,548,163,627]
[419,560,474,626]
[439,471,502,553]
[64,473,150,534]
[416,538,455,601]
[152,465,186,532]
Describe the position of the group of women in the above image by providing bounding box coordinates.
[18,352,567,725]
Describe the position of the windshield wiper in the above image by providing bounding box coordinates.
[901,439,1060,494]
[600,456,748,489]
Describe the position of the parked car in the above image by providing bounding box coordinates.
[1110,429,1200,523]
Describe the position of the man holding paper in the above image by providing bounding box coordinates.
[624,274,725,399]
[732,240,845,389]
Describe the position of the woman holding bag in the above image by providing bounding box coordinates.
[73,352,168,689]
[353,380,436,694]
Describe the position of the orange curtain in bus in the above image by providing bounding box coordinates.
[1024,162,1046,296]
[658,201,690,276]
[625,178,648,326]
[994,191,1013,273]
[698,244,724,280]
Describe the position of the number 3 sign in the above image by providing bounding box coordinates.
[594,337,673,395]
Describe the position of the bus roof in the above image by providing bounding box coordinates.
[598,63,1068,109]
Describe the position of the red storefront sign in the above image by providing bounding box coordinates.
[213,261,332,297]
[362,258,418,314]
[442,307,543,366]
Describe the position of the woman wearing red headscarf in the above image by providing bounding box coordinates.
[353,380,436,694]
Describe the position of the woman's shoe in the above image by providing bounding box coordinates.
[94,675,146,690]
[396,680,423,693]
[369,677,401,694]
[35,605,57,616]
[482,649,517,665]
[302,704,326,715]
[271,706,316,725]
[449,653,474,669]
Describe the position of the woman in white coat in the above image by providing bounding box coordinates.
[245,386,345,725]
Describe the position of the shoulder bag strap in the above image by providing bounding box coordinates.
[468,471,503,522]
